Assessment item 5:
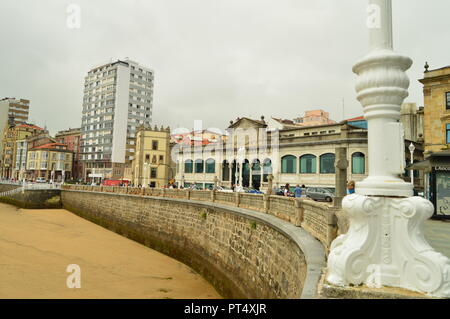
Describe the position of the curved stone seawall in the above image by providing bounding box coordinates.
[61,190,325,299]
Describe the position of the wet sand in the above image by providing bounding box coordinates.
[0,203,221,299]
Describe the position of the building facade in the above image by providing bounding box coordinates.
[80,59,154,182]
[293,109,336,126]
[0,98,30,165]
[414,65,450,218]
[26,143,73,182]
[0,123,43,179]
[173,118,369,191]
[400,102,424,143]
[133,125,172,187]
[0,97,30,127]
[173,116,425,192]
[55,128,82,180]
[419,65,450,155]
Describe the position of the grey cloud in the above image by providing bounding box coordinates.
[0,0,448,134]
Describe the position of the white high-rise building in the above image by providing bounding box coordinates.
[80,59,154,181]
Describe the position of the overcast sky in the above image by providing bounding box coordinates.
[0,0,448,135]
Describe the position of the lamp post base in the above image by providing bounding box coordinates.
[356,178,413,197]
[327,194,450,298]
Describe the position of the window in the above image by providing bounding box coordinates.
[446,92,450,110]
[281,155,297,174]
[320,153,336,174]
[159,155,164,162]
[205,158,215,173]
[152,140,158,150]
[184,160,193,173]
[447,124,450,144]
[150,168,157,179]
[300,154,317,173]
[352,152,365,174]
[195,159,204,173]
[145,154,150,161]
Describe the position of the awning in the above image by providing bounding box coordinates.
[407,149,450,171]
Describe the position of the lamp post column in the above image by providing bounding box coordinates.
[327,0,450,298]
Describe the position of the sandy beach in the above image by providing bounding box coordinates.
[0,203,221,299]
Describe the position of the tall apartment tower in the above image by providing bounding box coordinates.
[80,59,154,181]
[0,98,30,163]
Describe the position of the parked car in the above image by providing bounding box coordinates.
[305,187,334,202]
[244,188,264,194]
[36,177,47,183]
[271,188,285,196]
[216,186,233,193]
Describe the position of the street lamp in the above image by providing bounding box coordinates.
[326,0,450,297]
[408,142,415,186]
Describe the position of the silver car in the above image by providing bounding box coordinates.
[305,187,334,202]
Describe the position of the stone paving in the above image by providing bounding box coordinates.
[424,219,450,258]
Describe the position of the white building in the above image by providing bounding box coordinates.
[173,117,369,191]
[80,59,154,181]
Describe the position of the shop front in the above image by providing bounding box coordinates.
[410,150,450,219]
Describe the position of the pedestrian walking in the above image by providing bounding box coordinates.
[294,184,302,198]
[347,181,355,194]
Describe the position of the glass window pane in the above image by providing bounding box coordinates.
[352,152,365,174]
[320,153,335,174]
[300,155,316,173]
[206,159,215,173]
[184,160,193,173]
[282,156,296,173]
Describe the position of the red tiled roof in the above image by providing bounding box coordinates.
[346,116,365,122]
[17,123,43,130]
[31,143,67,150]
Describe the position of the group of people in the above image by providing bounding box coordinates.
[281,184,306,198]
[281,181,356,198]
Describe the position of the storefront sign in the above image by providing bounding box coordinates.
[436,171,450,216]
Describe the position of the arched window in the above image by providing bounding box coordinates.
[320,153,335,174]
[252,159,261,173]
[205,158,215,173]
[281,155,297,174]
[299,154,317,174]
[222,161,230,181]
[184,159,193,173]
[195,159,204,173]
[352,152,365,174]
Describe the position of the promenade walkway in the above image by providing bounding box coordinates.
[425,220,450,259]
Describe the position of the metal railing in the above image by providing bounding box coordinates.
[0,182,61,197]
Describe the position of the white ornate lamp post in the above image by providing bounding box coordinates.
[409,142,415,186]
[327,0,450,297]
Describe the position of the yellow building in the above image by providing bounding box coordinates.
[1,122,43,179]
[133,125,172,187]
[419,65,450,155]
[27,143,73,182]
